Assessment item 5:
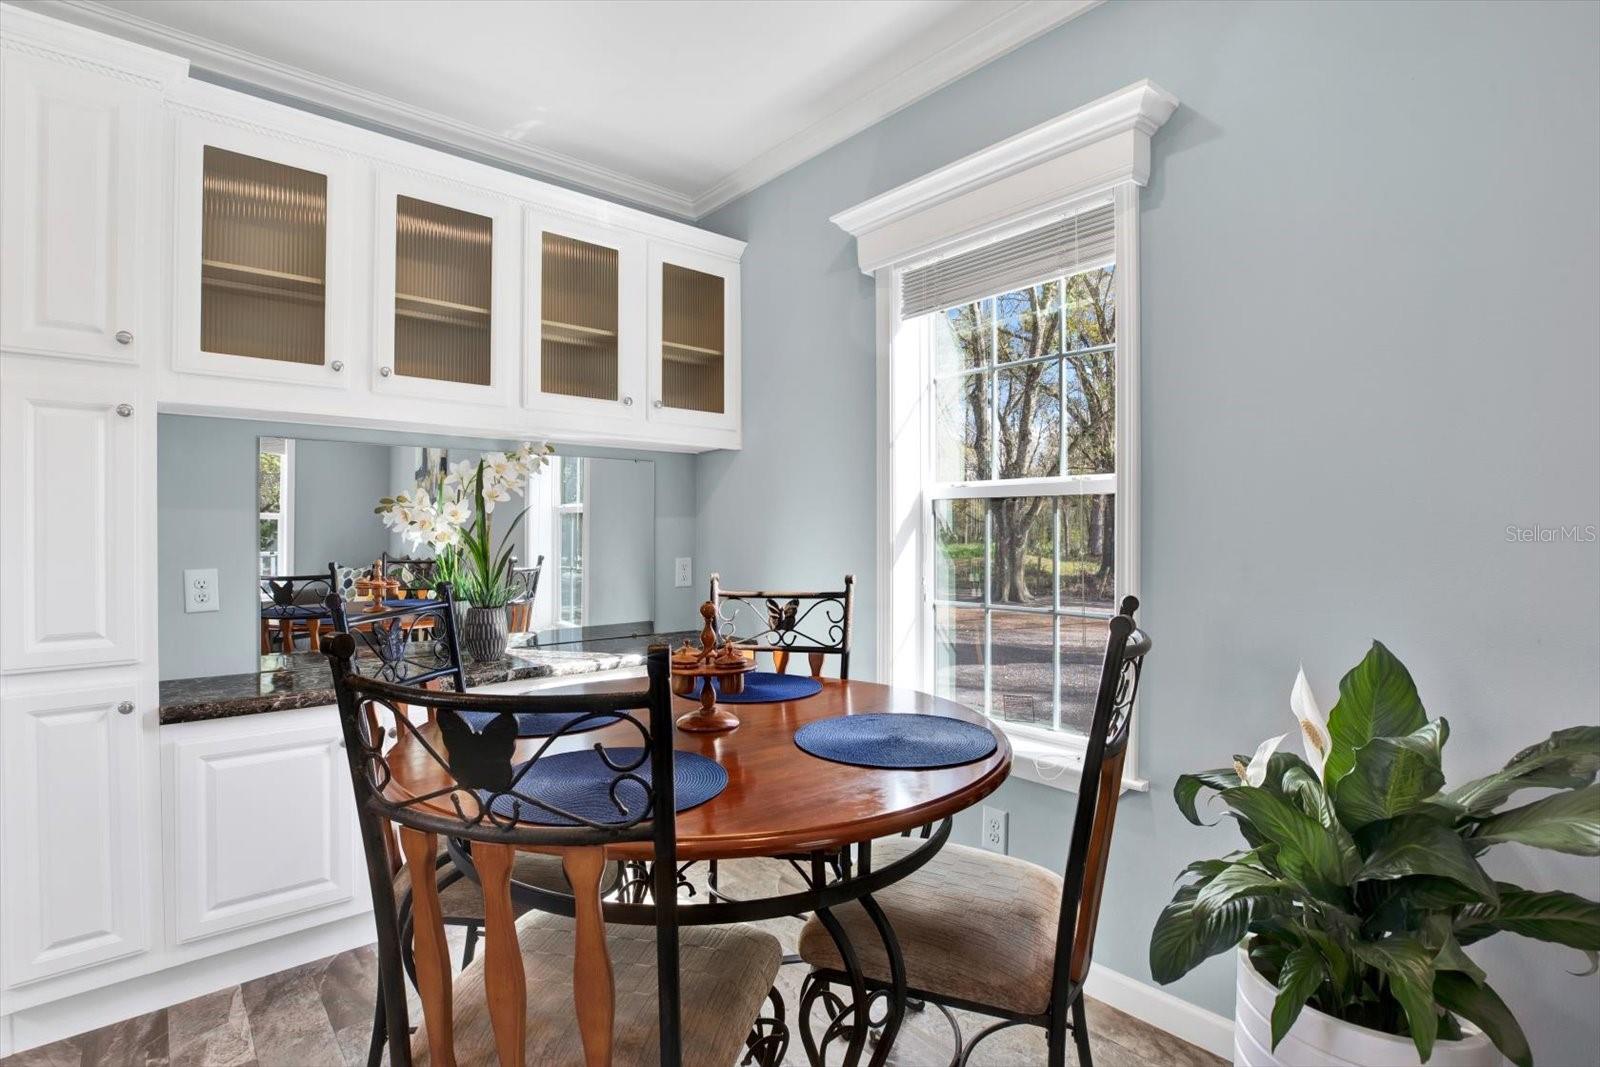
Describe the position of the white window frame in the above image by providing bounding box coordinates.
[554,456,591,628]
[258,437,294,575]
[834,81,1178,794]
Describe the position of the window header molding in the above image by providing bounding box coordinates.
[831,79,1178,275]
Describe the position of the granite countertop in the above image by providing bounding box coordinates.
[159,631,697,725]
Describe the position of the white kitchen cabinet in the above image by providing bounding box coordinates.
[0,50,159,363]
[0,684,153,986]
[647,240,741,435]
[523,210,648,426]
[0,360,144,673]
[373,170,519,405]
[166,707,358,944]
[171,114,360,389]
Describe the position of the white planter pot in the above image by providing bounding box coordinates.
[1234,947,1502,1067]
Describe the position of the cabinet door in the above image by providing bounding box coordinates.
[523,211,646,422]
[0,362,142,673]
[172,117,356,388]
[646,242,740,432]
[373,172,518,404]
[169,713,355,943]
[0,52,152,363]
[1,685,151,985]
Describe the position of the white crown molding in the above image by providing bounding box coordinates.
[832,79,1179,274]
[33,0,700,217]
[689,0,1103,219]
[0,2,186,88]
[19,0,1099,222]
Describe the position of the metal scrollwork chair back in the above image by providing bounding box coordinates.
[708,572,855,678]
[258,564,339,654]
[325,586,466,695]
[327,640,687,1067]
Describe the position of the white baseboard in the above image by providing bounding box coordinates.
[0,915,374,1057]
[1084,962,1235,1060]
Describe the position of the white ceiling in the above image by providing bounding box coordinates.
[34,0,1098,217]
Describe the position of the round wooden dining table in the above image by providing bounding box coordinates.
[381,675,1013,1067]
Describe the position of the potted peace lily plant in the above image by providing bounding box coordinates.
[376,441,552,662]
[1151,642,1599,1067]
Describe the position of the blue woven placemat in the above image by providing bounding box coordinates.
[453,709,622,738]
[261,603,331,619]
[794,713,998,769]
[684,671,823,704]
[483,748,726,826]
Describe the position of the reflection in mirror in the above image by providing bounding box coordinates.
[254,435,655,669]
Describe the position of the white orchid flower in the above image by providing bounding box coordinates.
[481,480,511,512]
[430,525,459,548]
[438,499,471,528]
[1238,733,1288,787]
[1291,666,1332,779]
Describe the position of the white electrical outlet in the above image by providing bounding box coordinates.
[980,805,1008,854]
[674,557,692,588]
[184,568,219,613]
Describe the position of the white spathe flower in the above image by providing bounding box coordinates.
[1240,733,1288,787]
[1291,666,1332,779]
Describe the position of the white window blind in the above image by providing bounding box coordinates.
[900,202,1115,319]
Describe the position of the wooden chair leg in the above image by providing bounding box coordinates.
[478,844,527,1067]
[260,618,272,655]
[563,847,614,1067]
[808,652,825,677]
[308,618,322,652]
[771,649,790,675]
[399,828,456,1067]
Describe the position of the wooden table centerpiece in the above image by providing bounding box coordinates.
[670,601,756,733]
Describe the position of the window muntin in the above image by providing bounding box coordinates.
[927,263,1118,737]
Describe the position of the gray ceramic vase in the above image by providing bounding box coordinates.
[462,605,508,663]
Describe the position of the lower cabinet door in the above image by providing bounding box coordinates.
[168,711,356,943]
[1,685,152,986]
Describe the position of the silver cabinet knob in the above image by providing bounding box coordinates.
[115,403,133,418]
[116,701,134,715]
[652,400,663,409]
[114,330,133,345]
[330,360,344,373]
[622,395,634,406]
[379,366,392,377]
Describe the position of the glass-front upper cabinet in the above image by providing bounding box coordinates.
[374,173,518,404]
[173,118,355,387]
[524,212,645,420]
[647,242,739,431]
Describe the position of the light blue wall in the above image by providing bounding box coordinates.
[701,0,1600,1059]
[290,438,394,577]
[158,415,700,680]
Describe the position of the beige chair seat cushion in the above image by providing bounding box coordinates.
[793,837,1063,1016]
[394,842,618,921]
[413,910,782,1067]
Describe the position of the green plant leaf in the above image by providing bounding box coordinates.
[1270,943,1327,1049]
[1196,861,1289,910]
[1281,764,1362,873]
[1355,815,1500,906]
[1350,937,1438,1063]
[1149,883,1256,984]
[1445,725,1600,815]
[1219,786,1357,900]
[1455,884,1600,972]
[1433,973,1532,1067]
[1324,642,1428,789]
[1470,785,1600,855]
[1334,719,1450,829]
[1174,768,1239,826]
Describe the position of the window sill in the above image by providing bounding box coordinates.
[1002,726,1149,795]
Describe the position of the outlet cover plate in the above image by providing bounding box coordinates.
[980,805,1008,854]
[674,557,692,588]
[184,568,219,613]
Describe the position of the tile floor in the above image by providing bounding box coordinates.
[1,860,1224,1067]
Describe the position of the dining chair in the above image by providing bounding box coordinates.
[791,595,1151,1067]
[381,552,439,596]
[505,556,544,634]
[708,573,855,678]
[325,641,784,1067]
[259,564,339,654]
[326,587,621,1067]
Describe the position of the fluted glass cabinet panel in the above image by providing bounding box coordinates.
[200,147,328,365]
[660,263,724,414]
[393,195,493,386]
[541,233,620,401]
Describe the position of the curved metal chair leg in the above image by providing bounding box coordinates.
[365,990,385,1067]
[460,920,480,967]
[959,1018,1028,1067]
[1071,995,1093,1067]
[742,986,790,1067]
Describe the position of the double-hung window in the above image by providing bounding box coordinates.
[910,201,1129,745]
[257,436,294,575]
[555,456,587,626]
